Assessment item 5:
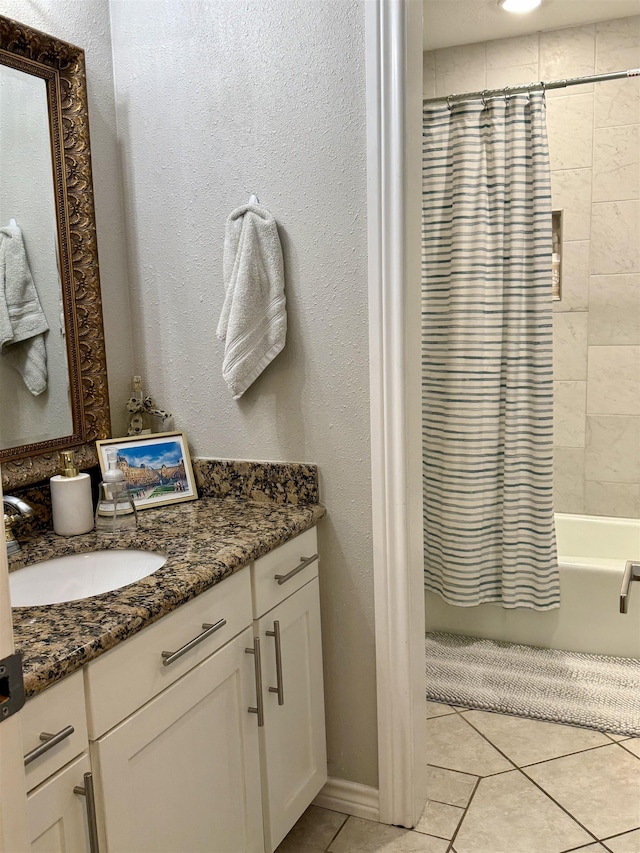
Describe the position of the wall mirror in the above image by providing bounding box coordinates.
[0,15,110,489]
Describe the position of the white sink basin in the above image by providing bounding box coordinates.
[10,549,167,607]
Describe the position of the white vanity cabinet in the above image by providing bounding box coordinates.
[250,527,327,853]
[91,626,264,852]
[86,566,264,853]
[27,755,93,853]
[21,671,95,853]
[20,524,325,853]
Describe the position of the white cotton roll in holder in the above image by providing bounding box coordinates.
[50,450,94,536]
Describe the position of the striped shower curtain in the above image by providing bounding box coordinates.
[421,92,560,610]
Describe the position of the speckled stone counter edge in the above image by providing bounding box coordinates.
[11,496,325,699]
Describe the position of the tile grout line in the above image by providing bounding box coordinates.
[446,775,481,853]
[456,710,604,847]
[323,812,351,853]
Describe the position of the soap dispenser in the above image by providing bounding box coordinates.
[50,451,94,536]
[95,448,137,534]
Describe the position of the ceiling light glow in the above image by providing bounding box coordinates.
[498,0,542,13]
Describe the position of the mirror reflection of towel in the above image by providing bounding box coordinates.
[0,221,49,395]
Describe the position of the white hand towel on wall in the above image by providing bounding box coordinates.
[217,203,286,399]
[0,221,49,396]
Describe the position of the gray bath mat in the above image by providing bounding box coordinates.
[425,632,640,737]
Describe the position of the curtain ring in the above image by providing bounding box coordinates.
[446,95,453,111]
[481,91,488,109]
[540,80,547,104]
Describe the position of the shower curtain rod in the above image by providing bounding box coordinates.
[423,67,640,106]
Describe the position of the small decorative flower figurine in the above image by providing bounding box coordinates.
[126,376,172,436]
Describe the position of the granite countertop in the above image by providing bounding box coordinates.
[11,496,325,699]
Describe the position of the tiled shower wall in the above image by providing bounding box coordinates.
[423,16,640,519]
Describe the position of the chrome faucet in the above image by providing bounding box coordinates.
[3,495,34,556]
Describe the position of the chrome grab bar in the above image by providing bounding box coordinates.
[619,561,640,614]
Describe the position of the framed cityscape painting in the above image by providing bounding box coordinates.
[96,431,197,509]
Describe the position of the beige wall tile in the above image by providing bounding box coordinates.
[587,345,640,415]
[585,415,640,483]
[554,447,585,514]
[554,381,587,447]
[540,25,595,97]
[551,169,592,241]
[547,94,594,171]
[553,241,590,313]
[591,201,640,275]
[593,125,640,203]
[485,34,538,70]
[588,275,640,346]
[485,63,538,91]
[585,481,640,518]
[595,79,640,129]
[435,43,486,98]
[553,312,588,380]
[424,51,436,99]
[595,16,640,74]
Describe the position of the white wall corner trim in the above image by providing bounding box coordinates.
[365,0,427,830]
[313,777,380,822]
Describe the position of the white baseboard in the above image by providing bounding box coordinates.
[313,777,380,822]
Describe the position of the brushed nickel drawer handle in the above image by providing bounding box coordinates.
[274,554,318,585]
[74,771,100,853]
[161,618,227,666]
[266,620,284,705]
[23,725,75,766]
[245,637,264,726]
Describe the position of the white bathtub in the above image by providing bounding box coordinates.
[425,513,640,659]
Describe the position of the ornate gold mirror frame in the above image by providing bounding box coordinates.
[0,16,110,489]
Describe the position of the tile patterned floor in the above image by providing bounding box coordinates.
[275,701,640,853]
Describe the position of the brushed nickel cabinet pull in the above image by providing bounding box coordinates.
[74,771,100,853]
[23,725,75,766]
[274,553,318,585]
[245,637,264,726]
[266,620,284,705]
[161,618,227,666]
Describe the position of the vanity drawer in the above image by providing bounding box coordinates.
[84,566,252,739]
[251,527,318,617]
[22,669,88,792]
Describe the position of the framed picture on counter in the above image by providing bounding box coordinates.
[96,431,198,509]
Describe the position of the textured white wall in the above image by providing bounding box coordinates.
[109,0,377,786]
[2,0,134,437]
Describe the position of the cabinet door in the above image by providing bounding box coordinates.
[27,754,92,853]
[257,577,327,852]
[92,627,263,853]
